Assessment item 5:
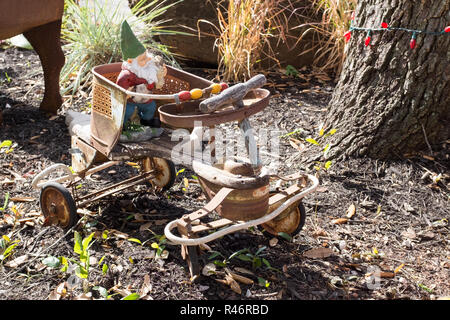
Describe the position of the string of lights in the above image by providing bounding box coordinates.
[344,13,450,49]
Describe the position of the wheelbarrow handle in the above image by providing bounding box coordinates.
[199,74,266,113]
[164,173,319,246]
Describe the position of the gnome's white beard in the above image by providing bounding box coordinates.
[122,57,165,89]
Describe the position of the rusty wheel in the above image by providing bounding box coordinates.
[261,202,306,237]
[141,157,176,191]
[39,182,78,230]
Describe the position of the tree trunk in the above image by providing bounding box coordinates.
[325,0,450,160]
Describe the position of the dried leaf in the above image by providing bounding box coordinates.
[48,282,67,300]
[5,254,29,268]
[312,229,328,238]
[139,222,153,233]
[331,218,348,225]
[225,274,242,294]
[139,274,152,298]
[269,237,278,247]
[109,229,129,239]
[346,204,356,219]
[289,139,305,152]
[160,250,169,259]
[226,269,254,285]
[401,228,416,239]
[234,267,255,276]
[379,271,395,278]
[303,247,333,259]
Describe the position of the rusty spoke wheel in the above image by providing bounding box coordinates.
[39,182,78,230]
[140,157,176,191]
[261,202,306,238]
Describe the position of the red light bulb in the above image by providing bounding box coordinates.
[410,38,416,49]
[445,26,450,33]
[381,22,388,29]
[344,31,352,42]
[365,36,371,46]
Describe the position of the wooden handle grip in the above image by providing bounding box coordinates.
[199,74,266,113]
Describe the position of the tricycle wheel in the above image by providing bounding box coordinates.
[39,182,78,230]
[261,202,306,237]
[141,157,176,191]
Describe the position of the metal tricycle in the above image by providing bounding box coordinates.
[32,63,319,276]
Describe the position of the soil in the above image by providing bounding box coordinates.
[0,46,449,301]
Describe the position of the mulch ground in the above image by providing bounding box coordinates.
[0,46,449,301]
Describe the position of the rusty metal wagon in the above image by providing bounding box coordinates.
[32,62,319,276]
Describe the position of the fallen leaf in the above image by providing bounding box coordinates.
[303,247,334,259]
[418,231,435,241]
[48,282,67,300]
[139,274,152,298]
[289,139,305,152]
[331,218,348,225]
[225,274,242,294]
[154,219,169,226]
[346,204,356,219]
[159,250,169,259]
[401,228,416,239]
[139,222,153,233]
[269,237,278,247]
[133,213,146,222]
[234,267,255,276]
[226,269,254,285]
[380,271,395,278]
[5,255,29,268]
[109,229,130,239]
[312,229,328,238]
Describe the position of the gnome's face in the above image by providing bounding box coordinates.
[122,51,167,90]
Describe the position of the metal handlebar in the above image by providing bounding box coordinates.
[164,173,319,246]
[31,163,75,189]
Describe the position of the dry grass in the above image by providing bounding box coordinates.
[294,0,357,75]
[199,0,294,82]
[198,0,356,81]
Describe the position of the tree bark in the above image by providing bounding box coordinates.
[325,0,450,160]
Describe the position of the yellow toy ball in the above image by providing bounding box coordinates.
[210,83,222,94]
[190,88,203,100]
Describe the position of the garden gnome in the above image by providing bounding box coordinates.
[116,20,166,139]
